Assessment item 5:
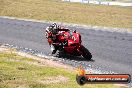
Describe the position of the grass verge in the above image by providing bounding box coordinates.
[0,0,132,29]
[0,48,120,88]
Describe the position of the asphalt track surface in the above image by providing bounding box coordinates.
[0,17,132,76]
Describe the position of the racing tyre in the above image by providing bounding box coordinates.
[80,45,92,60]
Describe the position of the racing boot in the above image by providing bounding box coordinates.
[50,44,57,54]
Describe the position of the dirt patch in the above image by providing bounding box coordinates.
[0,47,9,52]
[114,84,131,88]
[16,52,75,71]
[38,75,69,84]
[17,67,27,70]
[0,46,75,72]
[2,80,29,88]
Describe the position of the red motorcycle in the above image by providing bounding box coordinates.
[45,27,92,60]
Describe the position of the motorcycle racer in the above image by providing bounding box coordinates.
[45,23,69,54]
[45,23,92,60]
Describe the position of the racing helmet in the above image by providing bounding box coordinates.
[49,23,59,34]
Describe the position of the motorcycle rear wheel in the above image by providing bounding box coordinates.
[80,45,92,60]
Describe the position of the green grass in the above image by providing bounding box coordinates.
[0,0,132,29]
[0,51,119,88]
